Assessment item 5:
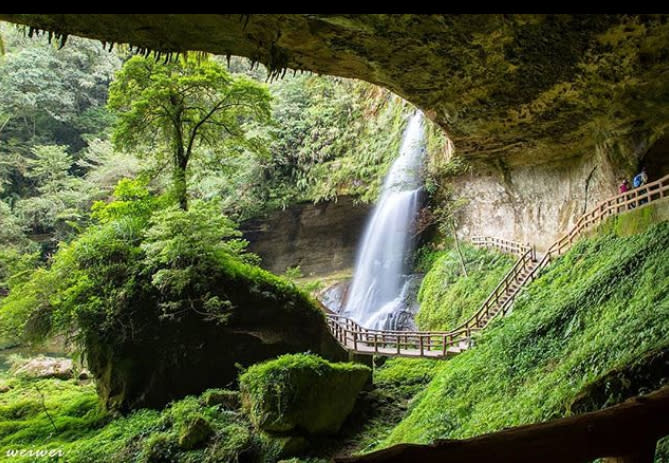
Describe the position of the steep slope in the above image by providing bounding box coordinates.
[383,217,669,447]
[416,244,515,331]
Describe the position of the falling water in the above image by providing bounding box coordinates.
[343,112,425,329]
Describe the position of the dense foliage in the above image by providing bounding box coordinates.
[416,244,514,331]
[0,180,257,345]
[384,221,669,447]
[108,55,271,210]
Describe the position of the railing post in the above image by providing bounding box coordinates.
[419,336,424,356]
[374,333,378,353]
[396,335,401,355]
[353,331,358,351]
[442,335,447,356]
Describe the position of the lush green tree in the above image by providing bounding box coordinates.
[14,145,86,236]
[0,200,25,246]
[0,30,119,153]
[108,55,271,210]
[76,138,142,197]
[0,179,256,343]
[0,202,38,300]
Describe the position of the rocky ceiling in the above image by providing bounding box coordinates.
[2,14,669,166]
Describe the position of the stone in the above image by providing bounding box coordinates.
[77,369,91,380]
[2,14,668,168]
[177,415,214,450]
[13,356,73,380]
[240,354,371,435]
[202,389,240,409]
[84,259,348,412]
[241,195,371,276]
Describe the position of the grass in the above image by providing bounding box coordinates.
[292,357,442,459]
[0,373,270,463]
[382,221,669,448]
[416,244,515,331]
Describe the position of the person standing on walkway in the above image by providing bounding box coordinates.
[633,167,649,205]
[618,178,631,210]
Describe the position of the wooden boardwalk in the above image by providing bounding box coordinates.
[328,174,669,359]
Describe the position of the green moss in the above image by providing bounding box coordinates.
[177,415,213,450]
[201,389,240,409]
[0,375,275,462]
[568,345,669,414]
[240,353,371,435]
[374,358,442,400]
[416,244,515,331]
[595,198,669,238]
[383,221,669,447]
[1,186,346,411]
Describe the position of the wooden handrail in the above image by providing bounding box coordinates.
[471,236,532,256]
[327,174,669,358]
[548,174,669,257]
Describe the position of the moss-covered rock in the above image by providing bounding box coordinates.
[240,353,371,435]
[202,389,240,409]
[12,356,73,380]
[84,259,348,411]
[178,415,214,449]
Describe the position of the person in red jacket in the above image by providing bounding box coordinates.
[618,179,631,210]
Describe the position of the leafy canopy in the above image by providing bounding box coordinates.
[0,179,255,345]
[108,55,271,209]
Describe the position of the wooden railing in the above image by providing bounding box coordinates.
[471,236,532,256]
[328,240,538,357]
[548,174,669,257]
[327,314,473,357]
[328,174,669,358]
[467,247,537,327]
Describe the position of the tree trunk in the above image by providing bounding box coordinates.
[337,386,669,463]
[173,144,188,210]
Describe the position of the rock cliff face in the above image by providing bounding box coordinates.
[451,154,616,249]
[241,196,371,276]
[448,137,668,249]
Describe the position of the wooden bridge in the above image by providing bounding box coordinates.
[327,173,669,358]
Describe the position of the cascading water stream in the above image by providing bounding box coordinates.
[343,112,425,329]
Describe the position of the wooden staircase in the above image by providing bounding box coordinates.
[327,173,669,358]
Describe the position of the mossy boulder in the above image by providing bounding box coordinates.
[84,256,347,412]
[178,415,214,449]
[240,353,371,435]
[202,389,240,409]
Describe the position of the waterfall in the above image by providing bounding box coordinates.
[343,112,425,329]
